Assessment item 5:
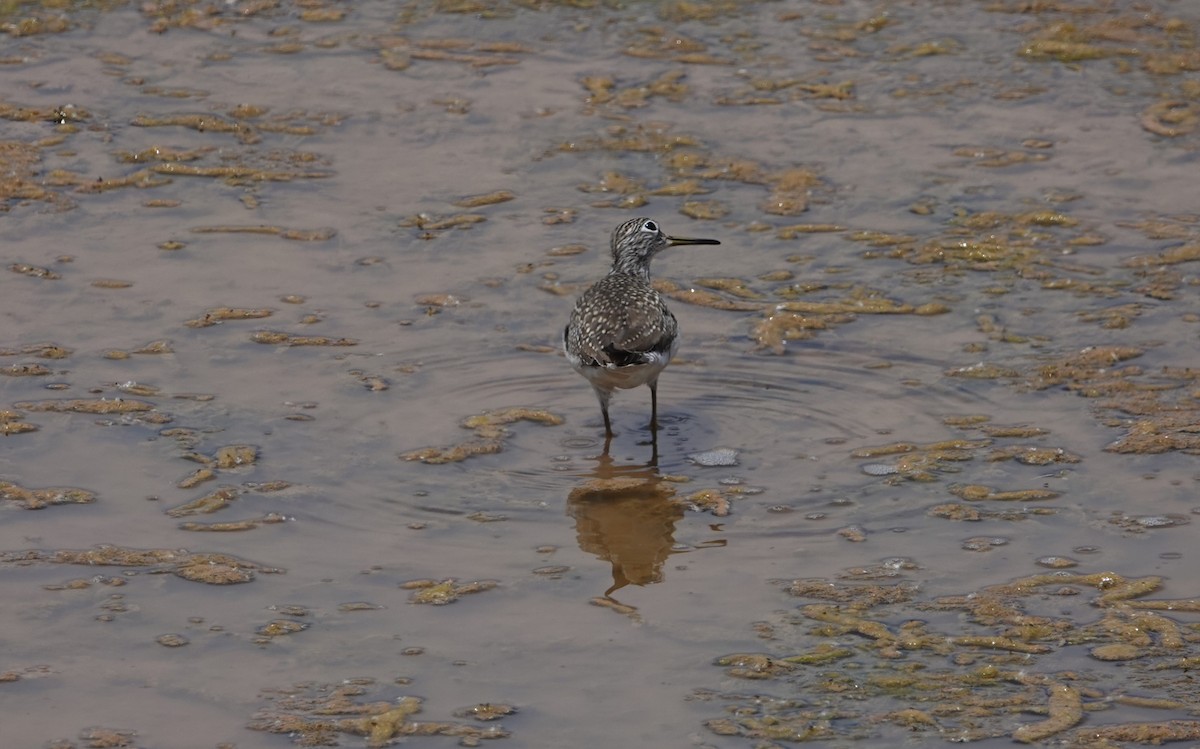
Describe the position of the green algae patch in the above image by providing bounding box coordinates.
[0,125,81,208]
[454,189,515,208]
[350,370,390,391]
[0,409,38,435]
[1,10,72,36]
[853,439,994,482]
[175,557,257,584]
[401,438,503,464]
[250,331,358,346]
[0,545,271,584]
[787,579,916,607]
[581,70,691,111]
[156,633,190,647]
[651,178,710,197]
[178,467,214,490]
[776,223,845,239]
[693,277,765,300]
[761,166,821,217]
[929,503,1057,522]
[1012,681,1083,743]
[683,487,737,517]
[966,345,1200,457]
[1141,100,1199,137]
[746,287,948,354]
[9,261,61,279]
[1123,242,1200,268]
[1016,14,1186,70]
[779,643,855,666]
[1022,38,1112,63]
[951,635,1051,654]
[1106,511,1191,535]
[1090,642,1142,661]
[402,579,498,605]
[0,362,51,376]
[166,487,240,517]
[716,77,855,107]
[702,564,1200,743]
[713,652,795,679]
[191,224,336,240]
[851,442,919,458]
[702,710,836,742]
[661,282,765,312]
[461,407,562,430]
[135,340,173,354]
[403,407,563,464]
[178,513,286,532]
[887,206,1104,283]
[14,397,156,414]
[102,340,176,360]
[154,162,332,182]
[214,444,258,468]
[256,619,308,638]
[454,703,517,721]
[1029,345,1145,390]
[399,212,487,237]
[949,484,1060,502]
[0,343,71,359]
[406,39,527,68]
[248,680,511,746]
[623,26,732,64]
[988,446,1084,465]
[116,145,212,163]
[556,123,701,157]
[75,169,172,193]
[978,424,1049,439]
[747,313,827,351]
[679,199,728,220]
[132,109,332,140]
[175,443,260,477]
[0,480,95,510]
[778,298,916,315]
[1090,721,1200,744]
[71,729,140,748]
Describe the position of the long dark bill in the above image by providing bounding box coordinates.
[666,235,721,247]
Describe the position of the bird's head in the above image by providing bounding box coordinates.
[609,217,720,275]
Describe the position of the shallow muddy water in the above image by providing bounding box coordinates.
[3,0,1200,747]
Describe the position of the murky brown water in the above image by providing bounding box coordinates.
[3,0,1200,746]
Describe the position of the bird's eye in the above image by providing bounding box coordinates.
[641,220,658,233]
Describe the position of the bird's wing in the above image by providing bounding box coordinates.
[567,278,676,367]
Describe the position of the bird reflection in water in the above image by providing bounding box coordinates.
[567,451,724,611]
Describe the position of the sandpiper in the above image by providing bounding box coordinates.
[563,217,720,437]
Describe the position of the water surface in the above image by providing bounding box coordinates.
[3,1,1199,746]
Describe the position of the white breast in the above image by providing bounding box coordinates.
[566,339,677,393]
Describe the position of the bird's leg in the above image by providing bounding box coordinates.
[594,387,614,437]
[649,378,659,432]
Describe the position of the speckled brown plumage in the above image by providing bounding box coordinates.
[563,217,720,437]
[564,273,677,369]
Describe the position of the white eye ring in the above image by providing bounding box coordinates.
[641,220,658,233]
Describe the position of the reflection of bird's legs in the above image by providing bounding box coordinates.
[605,565,630,598]
[648,379,659,465]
